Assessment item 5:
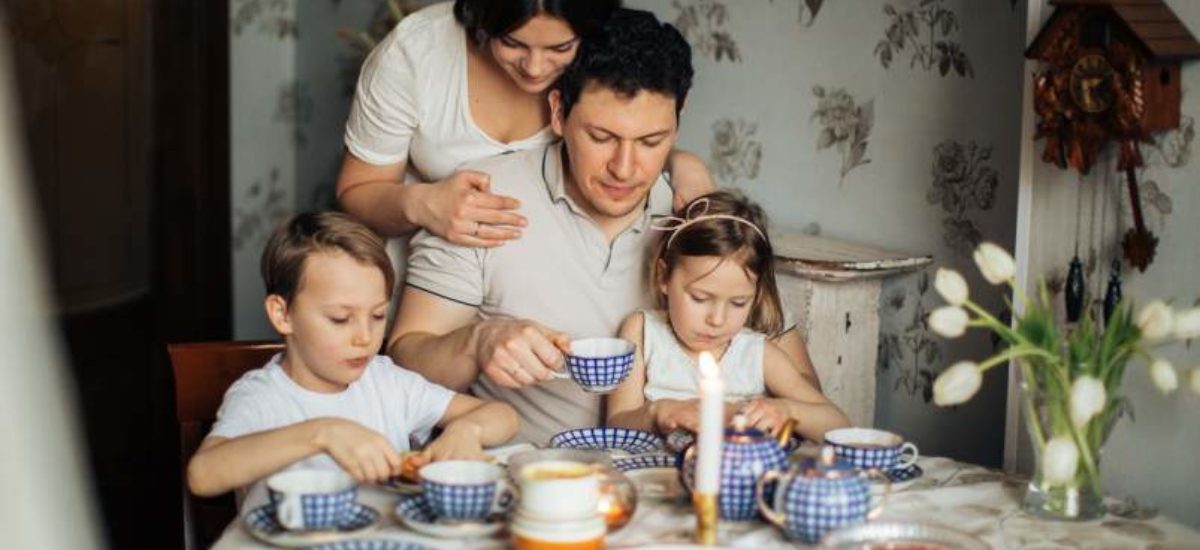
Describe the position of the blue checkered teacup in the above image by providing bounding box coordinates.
[824,428,919,471]
[419,460,515,522]
[550,337,635,393]
[266,469,358,531]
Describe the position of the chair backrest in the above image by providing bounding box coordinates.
[168,340,284,550]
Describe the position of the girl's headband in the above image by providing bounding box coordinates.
[650,197,766,249]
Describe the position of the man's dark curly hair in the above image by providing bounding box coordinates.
[556,8,693,119]
[454,0,620,46]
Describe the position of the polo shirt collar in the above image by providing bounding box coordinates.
[539,142,669,234]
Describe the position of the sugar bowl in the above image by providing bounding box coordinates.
[757,446,889,543]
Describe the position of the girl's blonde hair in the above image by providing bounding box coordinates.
[650,190,784,336]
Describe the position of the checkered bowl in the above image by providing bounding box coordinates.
[418,460,514,522]
[265,470,359,531]
[549,427,665,455]
[308,540,431,550]
[612,452,677,473]
[564,338,635,393]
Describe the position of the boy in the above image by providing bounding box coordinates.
[187,212,518,497]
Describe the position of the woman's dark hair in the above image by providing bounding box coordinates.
[454,0,620,45]
[556,8,693,119]
[650,191,784,337]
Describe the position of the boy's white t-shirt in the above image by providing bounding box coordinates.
[343,2,555,182]
[209,353,455,473]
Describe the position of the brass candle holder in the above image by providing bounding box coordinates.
[693,491,718,545]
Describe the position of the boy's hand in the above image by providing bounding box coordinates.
[738,398,789,436]
[651,399,702,433]
[416,422,487,464]
[313,418,403,483]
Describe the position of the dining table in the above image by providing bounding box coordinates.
[212,444,1200,549]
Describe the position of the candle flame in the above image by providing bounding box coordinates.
[699,351,719,379]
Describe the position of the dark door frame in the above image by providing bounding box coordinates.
[150,0,231,342]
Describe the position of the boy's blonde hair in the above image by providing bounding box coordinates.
[650,190,784,336]
[261,212,395,303]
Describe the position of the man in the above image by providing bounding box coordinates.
[389,9,819,444]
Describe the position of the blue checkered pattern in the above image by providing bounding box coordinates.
[885,463,923,483]
[419,478,499,522]
[245,502,376,535]
[777,475,871,543]
[394,493,439,524]
[613,452,677,472]
[549,427,664,454]
[565,350,634,392]
[680,429,790,520]
[266,486,358,531]
[308,540,431,550]
[830,443,906,470]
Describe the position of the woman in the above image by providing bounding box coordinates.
[338,0,714,247]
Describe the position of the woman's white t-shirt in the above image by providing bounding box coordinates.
[344,2,556,182]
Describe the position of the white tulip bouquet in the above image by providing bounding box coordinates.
[929,242,1200,520]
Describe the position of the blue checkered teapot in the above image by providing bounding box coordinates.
[680,416,792,520]
[756,446,889,543]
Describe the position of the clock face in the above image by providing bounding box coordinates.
[1070,54,1115,114]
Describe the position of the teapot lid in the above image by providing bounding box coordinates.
[724,414,767,444]
[796,446,857,479]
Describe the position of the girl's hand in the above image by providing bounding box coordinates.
[314,418,403,484]
[416,423,487,464]
[737,398,789,436]
[411,170,527,247]
[652,399,702,433]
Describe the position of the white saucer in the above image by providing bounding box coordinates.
[393,493,504,539]
[243,503,378,548]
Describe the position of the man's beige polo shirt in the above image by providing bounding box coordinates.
[405,142,673,445]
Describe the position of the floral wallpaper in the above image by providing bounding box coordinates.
[811,86,874,182]
[927,140,1000,257]
[875,0,974,78]
[709,118,762,185]
[672,0,741,63]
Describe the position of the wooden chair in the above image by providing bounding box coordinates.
[168,340,284,550]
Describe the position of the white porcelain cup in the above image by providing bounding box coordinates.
[825,427,919,471]
[516,460,601,522]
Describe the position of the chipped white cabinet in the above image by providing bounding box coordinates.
[772,233,930,427]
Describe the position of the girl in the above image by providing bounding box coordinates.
[607,191,850,442]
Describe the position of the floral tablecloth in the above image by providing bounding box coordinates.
[213,455,1200,549]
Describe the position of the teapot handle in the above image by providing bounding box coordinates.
[775,418,796,449]
[755,470,787,528]
[862,468,891,520]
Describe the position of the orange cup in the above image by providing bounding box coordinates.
[511,514,605,550]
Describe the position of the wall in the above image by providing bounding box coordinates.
[1015,0,1200,528]
[230,0,299,338]
[627,0,1028,467]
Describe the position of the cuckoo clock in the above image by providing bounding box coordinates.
[1026,0,1200,271]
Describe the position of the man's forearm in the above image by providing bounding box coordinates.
[388,326,481,391]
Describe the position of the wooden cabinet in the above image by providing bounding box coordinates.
[773,233,930,427]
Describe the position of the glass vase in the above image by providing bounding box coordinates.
[1019,366,1113,521]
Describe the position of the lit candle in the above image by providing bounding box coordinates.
[695,352,724,494]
